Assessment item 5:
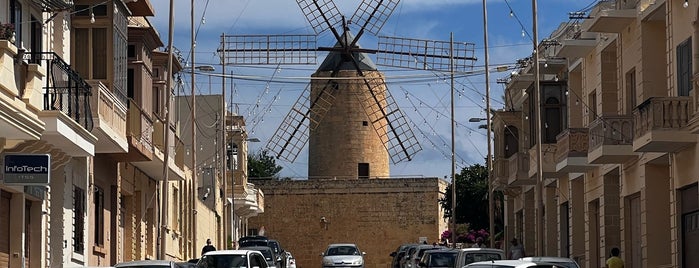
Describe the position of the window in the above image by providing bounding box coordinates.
[94,186,105,246]
[677,38,693,97]
[127,68,135,101]
[625,69,636,114]
[504,126,518,158]
[358,163,369,179]
[72,27,107,79]
[127,45,136,58]
[30,16,42,64]
[172,186,180,229]
[10,0,22,47]
[588,90,597,123]
[73,186,85,253]
[530,83,567,144]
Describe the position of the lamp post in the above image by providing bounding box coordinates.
[195,65,215,94]
[470,116,494,248]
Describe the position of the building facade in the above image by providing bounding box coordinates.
[494,0,699,267]
[0,0,221,265]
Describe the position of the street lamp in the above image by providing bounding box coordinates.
[195,65,215,94]
[470,115,494,248]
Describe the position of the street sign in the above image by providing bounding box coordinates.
[3,154,51,185]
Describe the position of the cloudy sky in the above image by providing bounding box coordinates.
[147,0,593,179]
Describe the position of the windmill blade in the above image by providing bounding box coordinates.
[350,0,400,36]
[219,34,317,65]
[376,36,477,72]
[356,73,422,164]
[266,81,338,162]
[296,0,343,35]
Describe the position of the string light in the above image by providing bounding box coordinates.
[509,10,514,17]
[684,0,689,8]
[201,17,206,24]
[90,11,95,23]
[521,30,526,38]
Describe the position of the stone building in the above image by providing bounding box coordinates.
[493,0,699,267]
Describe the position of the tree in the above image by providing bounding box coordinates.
[439,163,504,241]
[247,150,283,179]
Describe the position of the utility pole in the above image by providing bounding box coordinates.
[221,33,229,249]
[532,0,544,256]
[190,0,198,257]
[160,0,175,259]
[482,0,494,248]
[450,32,457,248]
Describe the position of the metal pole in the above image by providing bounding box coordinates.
[160,0,175,259]
[450,32,457,248]
[482,0,494,248]
[532,0,544,256]
[190,0,198,257]
[221,33,228,249]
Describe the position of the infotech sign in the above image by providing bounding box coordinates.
[3,154,51,185]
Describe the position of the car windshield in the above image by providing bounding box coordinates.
[259,250,273,261]
[197,254,248,268]
[326,246,360,256]
[428,252,457,267]
[465,253,503,264]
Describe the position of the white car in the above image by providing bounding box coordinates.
[321,243,365,268]
[518,257,580,268]
[464,260,562,268]
[198,250,269,268]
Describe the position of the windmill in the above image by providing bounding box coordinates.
[219,0,477,179]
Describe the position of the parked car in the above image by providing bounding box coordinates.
[406,245,445,268]
[321,243,365,268]
[285,252,297,268]
[115,260,180,268]
[197,249,269,268]
[400,244,421,268]
[454,248,505,267]
[239,235,288,268]
[240,246,282,268]
[518,257,580,268]
[391,243,419,268]
[418,248,458,268]
[464,260,561,268]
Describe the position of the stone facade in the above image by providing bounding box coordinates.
[248,178,448,268]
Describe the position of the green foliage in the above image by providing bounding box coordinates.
[439,163,504,236]
[247,150,283,179]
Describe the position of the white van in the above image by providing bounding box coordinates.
[454,248,505,268]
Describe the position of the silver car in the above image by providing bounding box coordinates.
[321,243,365,268]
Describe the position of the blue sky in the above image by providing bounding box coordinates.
[148,0,594,179]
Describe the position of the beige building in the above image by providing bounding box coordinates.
[494,0,699,267]
[0,0,228,266]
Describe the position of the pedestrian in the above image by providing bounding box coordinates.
[201,238,217,256]
[605,247,624,268]
[508,238,525,259]
[471,237,485,248]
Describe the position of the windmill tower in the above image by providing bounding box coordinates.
[219,0,476,179]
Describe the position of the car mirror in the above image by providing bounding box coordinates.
[390,252,396,257]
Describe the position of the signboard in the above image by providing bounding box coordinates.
[3,154,51,185]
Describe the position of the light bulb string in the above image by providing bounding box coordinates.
[503,0,534,42]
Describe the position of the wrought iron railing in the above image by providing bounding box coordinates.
[27,52,93,131]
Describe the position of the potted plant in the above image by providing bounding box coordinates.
[0,23,15,43]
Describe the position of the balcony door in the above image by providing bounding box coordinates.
[682,184,699,267]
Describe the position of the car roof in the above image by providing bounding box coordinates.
[467,260,557,267]
[457,248,505,253]
[240,246,274,252]
[519,257,576,262]
[203,250,260,255]
[327,243,358,247]
[115,260,174,267]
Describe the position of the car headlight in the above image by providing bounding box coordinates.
[323,259,334,265]
[352,259,363,265]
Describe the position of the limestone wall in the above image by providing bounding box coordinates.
[247,178,447,268]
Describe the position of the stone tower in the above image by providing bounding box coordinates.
[308,31,389,179]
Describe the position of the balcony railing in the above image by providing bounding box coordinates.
[28,52,93,131]
[588,115,633,150]
[633,97,693,138]
[88,81,127,136]
[127,99,154,149]
[555,128,589,163]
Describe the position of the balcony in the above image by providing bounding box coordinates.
[507,152,535,186]
[493,157,509,188]
[689,72,699,134]
[633,97,695,152]
[234,183,264,217]
[87,80,128,153]
[553,24,597,59]
[555,128,595,172]
[505,73,534,110]
[31,0,73,11]
[582,1,636,33]
[32,52,96,156]
[0,40,45,140]
[131,118,186,180]
[113,100,154,162]
[528,144,559,178]
[588,116,636,164]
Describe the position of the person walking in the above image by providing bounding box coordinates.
[201,238,217,256]
[606,247,624,268]
[508,238,525,259]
